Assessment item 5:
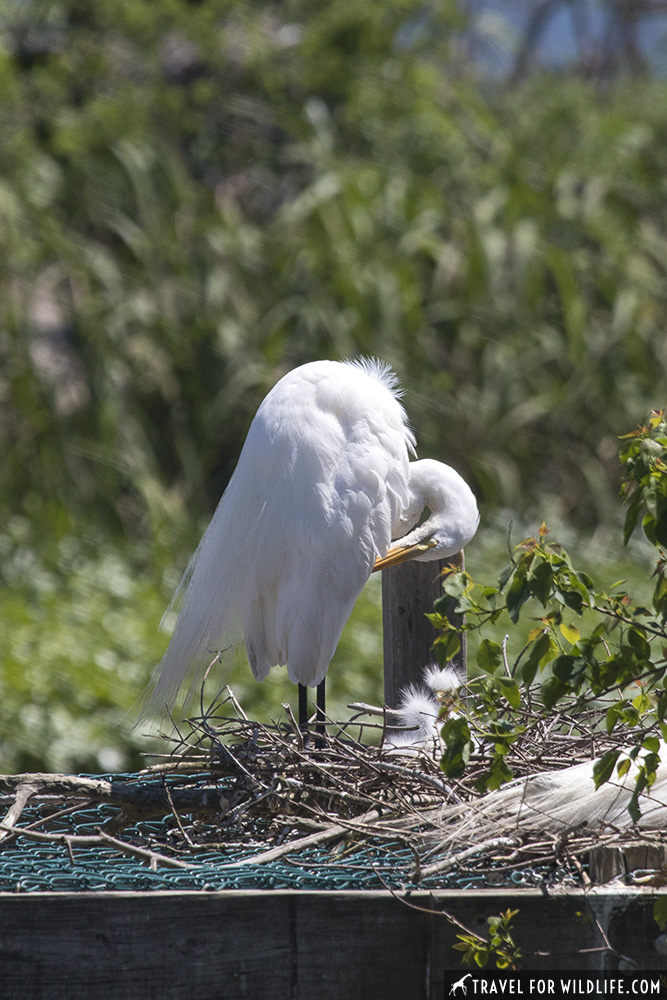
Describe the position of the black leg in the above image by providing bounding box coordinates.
[315,679,326,744]
[298,683,308,737]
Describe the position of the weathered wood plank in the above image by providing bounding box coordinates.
[382,559,446,708]
[382,556,466,708]
[0,888,664,1000]
[589,843,667,883]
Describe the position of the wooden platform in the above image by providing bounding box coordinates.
[0,887,665,999]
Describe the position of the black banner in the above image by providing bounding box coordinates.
[442,971,667,998]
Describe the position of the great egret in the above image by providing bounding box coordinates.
[146,358,479,726]
[433,745,667,845]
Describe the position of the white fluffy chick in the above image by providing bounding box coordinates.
[385,665,462,756]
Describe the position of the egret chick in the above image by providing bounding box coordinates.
[385,664,463,756]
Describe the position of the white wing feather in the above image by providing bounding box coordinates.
[145,358,414,714]
[432,751,667,857]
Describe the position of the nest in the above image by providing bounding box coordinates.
[1,688,666,890]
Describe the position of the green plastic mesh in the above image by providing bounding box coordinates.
[0,773,580,893]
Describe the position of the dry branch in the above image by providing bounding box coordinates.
[0,773,227,820]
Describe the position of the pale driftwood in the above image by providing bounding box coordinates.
[0,782,39,843]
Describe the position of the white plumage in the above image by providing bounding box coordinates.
[146,358,479,716]
[454,751,667,835]
[385,664,462,754]
[425,747,667,868]
[423,665,463,696]
[389,686,443,750]
[376,461,479,568]
[386,667,667,835]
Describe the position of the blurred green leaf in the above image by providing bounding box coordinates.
[477,638,502,674]
[593,750,621,789]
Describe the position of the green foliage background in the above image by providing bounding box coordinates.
[2,0,667,772]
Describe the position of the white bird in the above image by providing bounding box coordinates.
[373,463,480,570]
[145,358,479,725]
[385,665,463,755]
[457,750,667,833]
[430,746,667,868]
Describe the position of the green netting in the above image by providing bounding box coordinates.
[0,773,581,893]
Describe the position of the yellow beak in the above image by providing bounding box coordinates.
[372,537,437,572]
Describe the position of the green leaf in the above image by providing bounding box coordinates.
[439,716,472,779]
[506,572,531,624]
[497,677,521,710]
[653,572,667,620]
[606,701,624,734]
[541,675,569,710]
[497,563,513,591]
[559,622,580,645]
[644,752,661,780]
[593,750,621,789]
[520,656,539,688]
[551,654,574,681]
[434,630,461,663]
[617,758,631,778]
[627,627,650,661]
[485,755,514,791]
[477,638,502,674]
[656,521,667,549]
[559,587,585,615]
[655,692,667,724]
[527,557,553,606]
[623,489,642,546]
[521,631,553,686]
[441,571,468,599]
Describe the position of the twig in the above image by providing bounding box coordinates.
[0,783,39,843]
[225,685,248,720]
[281,702,304,750]
[162,780,194,848]
[0,822,192,870]
[421,836,521,878]
[96,830,194,870]
[213,810,380,869]
[502,633,512,678]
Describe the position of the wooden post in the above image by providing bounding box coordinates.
[382,555,466,709]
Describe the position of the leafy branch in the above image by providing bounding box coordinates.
[434,411,667,812]
[452,908,523,970]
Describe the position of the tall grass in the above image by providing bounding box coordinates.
[2,0,667,769]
